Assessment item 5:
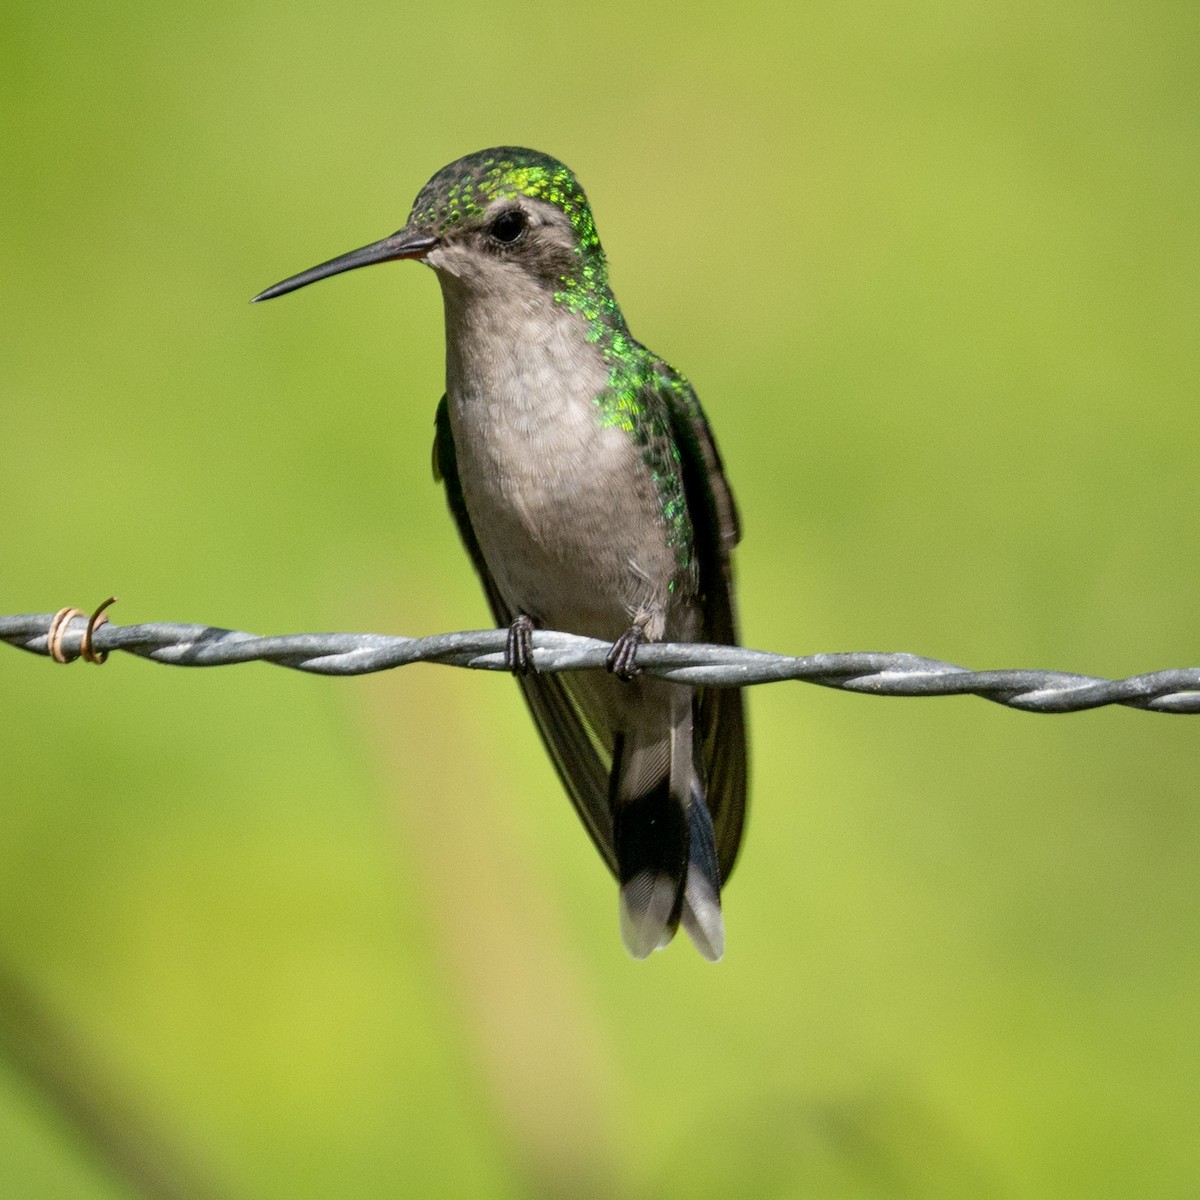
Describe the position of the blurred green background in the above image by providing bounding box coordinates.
[2,1,1198,1196]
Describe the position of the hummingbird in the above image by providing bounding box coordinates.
[254,148,747,960]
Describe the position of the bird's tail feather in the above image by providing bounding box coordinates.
[612,700,726,960]
[681,782,725,961]
[613,729,687,958]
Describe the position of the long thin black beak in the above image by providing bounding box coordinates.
[252,228,438,302]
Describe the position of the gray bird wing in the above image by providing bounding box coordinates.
[432,396,618,872]
[657,367,749,881]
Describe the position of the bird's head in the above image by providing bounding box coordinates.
[253,147,611,310]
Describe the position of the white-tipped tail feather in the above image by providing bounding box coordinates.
[620,871,684,958]
[681,790,725,960]
[613,699,726,960]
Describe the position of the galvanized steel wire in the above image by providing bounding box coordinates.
[4,609,1199,714]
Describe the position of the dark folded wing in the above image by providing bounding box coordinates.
[658,369,749,880]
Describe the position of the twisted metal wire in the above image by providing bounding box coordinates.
[4,610,1200,714]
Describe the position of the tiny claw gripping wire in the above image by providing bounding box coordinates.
[46,597,118,665]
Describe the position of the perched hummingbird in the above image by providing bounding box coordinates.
[254,148,746,960]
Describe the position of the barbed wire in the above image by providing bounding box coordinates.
[4,608,1200,714]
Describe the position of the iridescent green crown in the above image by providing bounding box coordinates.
[408,147,602,260]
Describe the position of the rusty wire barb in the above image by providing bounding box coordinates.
[3,609,1200,714]
[5,608,1200,715]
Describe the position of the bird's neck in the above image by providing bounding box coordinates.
[437,271,614,415]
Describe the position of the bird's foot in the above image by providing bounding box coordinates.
[505,614,537,675]
[606,625,644,681]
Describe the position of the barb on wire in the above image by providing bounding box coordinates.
[2,610,1199,714]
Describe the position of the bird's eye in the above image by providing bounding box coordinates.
[489,209,527,244]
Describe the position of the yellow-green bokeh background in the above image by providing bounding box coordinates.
[3,3,1198,1196]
